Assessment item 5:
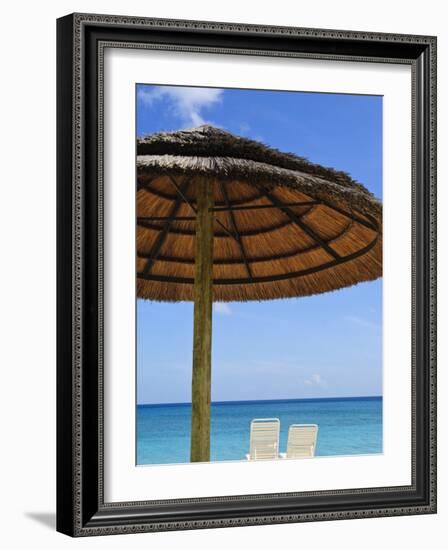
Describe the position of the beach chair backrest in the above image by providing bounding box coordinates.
[286,424,318,458]
[249,418,280,460]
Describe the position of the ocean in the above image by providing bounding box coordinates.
[136,396,382,465]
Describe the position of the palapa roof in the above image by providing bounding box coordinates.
[136,125,382,302]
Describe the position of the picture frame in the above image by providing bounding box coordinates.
[56,12,437,536]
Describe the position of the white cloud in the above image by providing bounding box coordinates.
[304,373,327,387]
[344,315,381,330]
[213,302,232,316]
[138,86,223,127]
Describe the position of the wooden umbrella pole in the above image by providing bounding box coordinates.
[190,178,214,462]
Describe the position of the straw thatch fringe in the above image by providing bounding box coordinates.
[137,155,381,221]
[138,125,372,196]
[136,237,382,302]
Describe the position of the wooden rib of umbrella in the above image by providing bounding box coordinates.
[136,187,379,286]
[136,125,382,463]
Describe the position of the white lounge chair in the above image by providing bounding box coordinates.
[280,424,318,459]
[246,418,280,460]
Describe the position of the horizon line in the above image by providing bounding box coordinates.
[138,395,383,407]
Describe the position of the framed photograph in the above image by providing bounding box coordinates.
[56,13,437,536]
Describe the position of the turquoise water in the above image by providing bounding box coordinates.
[136,396,382,465]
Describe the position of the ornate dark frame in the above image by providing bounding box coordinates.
[56,13,437,537]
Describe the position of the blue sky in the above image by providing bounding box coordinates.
[136,84,382,404]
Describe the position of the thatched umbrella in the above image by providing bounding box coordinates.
[136,125,382,462]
